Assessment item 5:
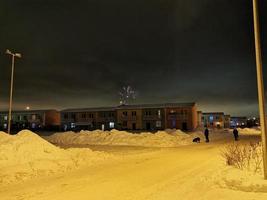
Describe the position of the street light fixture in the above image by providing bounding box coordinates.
[252,0,267,179]
[5,49,22,134]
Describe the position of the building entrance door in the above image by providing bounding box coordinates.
[132,123,136,130]
[182,122,187,131]
[146,122,151,130]
[172,120,176,128]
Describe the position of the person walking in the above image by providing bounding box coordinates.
[233,128,239,141]
[204,127,209,143]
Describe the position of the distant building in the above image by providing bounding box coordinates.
[61,102,198,131]
[230,117,247,128]
[202,112,229,128]
[0,110,60,131]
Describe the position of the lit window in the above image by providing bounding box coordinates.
[4,116,7,121]
[156,121,161,127]
[71,123,75,128]
[209,116,214,122]
[32,123,36,129]
[109,122,115,128]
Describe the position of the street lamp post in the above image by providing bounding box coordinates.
[5,49,22,134]
[252,0,267,179]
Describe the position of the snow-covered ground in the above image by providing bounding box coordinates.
[45,129,234,148]
[1,128,267,200]
[237,127,261,135]
[45,129,204,147]
[0,130,114,185]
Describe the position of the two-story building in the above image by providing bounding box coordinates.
[61,102,197,131]
[0,110,60,131]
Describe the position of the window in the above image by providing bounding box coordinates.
[81,113,86,118]
[109,122,115,128]
[32,115,36,120]
[71,123,75,129]
[64,114,68,119]
[145,111,151,116]
[31,123,36,129]
[132,111,136,116]
[122,121,127,127]
[209,116,214,122]
[88,113,94,118]
[4,116,7,121]
[23,116,27,120]
[156,121,161,128]
[158,110,161,117]
[71,113,76,119]
[123,111,128,116]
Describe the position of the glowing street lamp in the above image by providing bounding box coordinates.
[5,49,22,134]
[252,0,267,179]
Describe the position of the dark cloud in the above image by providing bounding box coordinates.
[0,0,266,116]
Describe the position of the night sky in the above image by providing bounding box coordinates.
[0,0,266,116]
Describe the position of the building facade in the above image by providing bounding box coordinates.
[61,107,116,131]
[61,102,197,131]
[0,110,60,131]
[230,117,248,128]
[202,112,225,128]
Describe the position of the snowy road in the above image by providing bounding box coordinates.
[1,134,267,200]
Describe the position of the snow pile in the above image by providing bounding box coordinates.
[237,128,261,135]
[47,129,204,147]
[212,167,267,192]
[0,130,112,185]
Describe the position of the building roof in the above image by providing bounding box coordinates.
[116,102,196,110]
[61,107,116,112]
[61,102,196,112]
[202,112,225,115]
[0,109,59,114]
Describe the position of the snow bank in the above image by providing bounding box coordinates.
[47,129,204,147]
[0,130,112,185]
[237,128,261,135]
[212,167,267,193]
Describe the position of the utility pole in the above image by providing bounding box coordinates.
[6,49,22,134]
[252,0,267,179]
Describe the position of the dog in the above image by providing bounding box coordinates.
[192,137,201,143]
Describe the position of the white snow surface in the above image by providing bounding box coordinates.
[0,130,113,184]
[1,128,267,200]
[237,127,261,135]
[46,129,204,147]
